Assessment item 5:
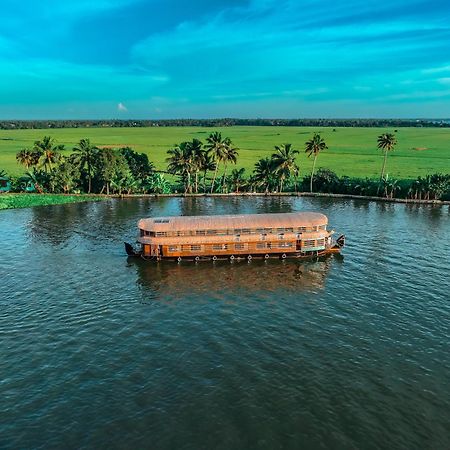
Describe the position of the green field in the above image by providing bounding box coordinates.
[0,126,449,179]
[0,194,102,210]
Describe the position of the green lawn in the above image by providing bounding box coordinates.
[0,126,449,179]
[0,193,102,210]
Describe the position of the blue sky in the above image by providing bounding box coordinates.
[1,0,450,118]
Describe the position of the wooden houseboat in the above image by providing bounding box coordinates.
[126,212,344,261]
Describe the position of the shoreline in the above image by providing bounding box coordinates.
[1,192,449,210]
[111,191,450,205]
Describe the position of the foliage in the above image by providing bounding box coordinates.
[4,132,449,202]
[0,194,101,210]
[305,133,328,192]
[377,132,397,181]
[271,143,299,192]
[142,173,172,194]
[73,138,98,193]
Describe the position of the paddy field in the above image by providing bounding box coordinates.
[0,126,449,178]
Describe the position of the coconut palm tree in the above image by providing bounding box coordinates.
[205,132,228,193]
[33,136,64,173]
[73,138,98,193]
[189,138,205,194]
[229,168,246,193]
[199,151,216,193]
[221,139,238,193]
[377,133,397,181]
[305,133,328,193]
[166,142,194,193]
[16,148,40,170]
[271,143,299,192]
[253,157,275,193]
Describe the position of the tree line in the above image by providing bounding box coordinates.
[2,131,449,200]
[1,118,449,130]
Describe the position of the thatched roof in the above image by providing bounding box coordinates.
[138,212,327,232]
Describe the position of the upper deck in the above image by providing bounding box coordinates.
[138,212,328,237]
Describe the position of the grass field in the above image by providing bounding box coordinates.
[0,126,449,179]
[0,194,102,210]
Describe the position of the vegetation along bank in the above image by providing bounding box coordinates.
[0,127,449,209]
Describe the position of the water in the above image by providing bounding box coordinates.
[1,197,449,449]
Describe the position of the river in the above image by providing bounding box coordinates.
[1,197,449,449]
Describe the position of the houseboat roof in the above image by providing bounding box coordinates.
[138,212,327,232]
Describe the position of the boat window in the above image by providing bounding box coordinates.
[140,229,145,237]
[319,225,326,230]
[234,228,242,234]
[297,227,307,232]
[168,246,179,252]
[156,232,167,237]
[235,243,246,250]
[241,228,251,234]
[277,227,285,232]
[196,230,206,235]
[278,233,284,239]
[303,239,315,247]
[278,242,293,248]
[212,244,228,250]
[154,219,170,223]
[256,242,266,249]
[285,227,293,232]
[206,230,218,235]
[256,228,265,233]
[190,245,202,251]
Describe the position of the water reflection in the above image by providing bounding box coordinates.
[130,257,336,298]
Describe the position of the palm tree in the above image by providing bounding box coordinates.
[205,132,228,193]
[199,152,216,193]
[253,157,275,194]
[189,138,204,194]
[166,142,194,193]
[33,136,64,173]
[16,148,40,169]
[73,138,98,193]
[229,168,246,193]
[221,139,238,193]
[271,143,299,192]
[377,133,397,181]
[305,133,328,193]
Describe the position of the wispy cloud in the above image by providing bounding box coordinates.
[117,102,128,111]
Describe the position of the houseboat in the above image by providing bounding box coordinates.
[125,211,344,261]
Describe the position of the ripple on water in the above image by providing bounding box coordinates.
[0,197,449,450]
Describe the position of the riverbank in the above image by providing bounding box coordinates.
[0,193,102,210]
[113,192,450,205]
[1,192,449,210]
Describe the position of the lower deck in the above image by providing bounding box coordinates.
[141,238,330,259]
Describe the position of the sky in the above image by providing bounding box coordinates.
[1,0,450,119]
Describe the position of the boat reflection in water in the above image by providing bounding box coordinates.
[129,256,339,299]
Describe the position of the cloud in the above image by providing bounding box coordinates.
[117,102,128,111]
